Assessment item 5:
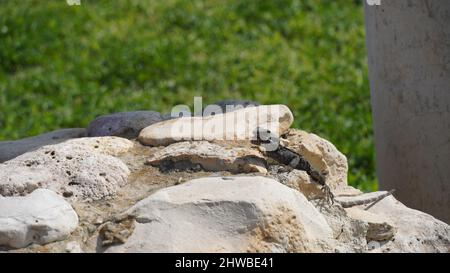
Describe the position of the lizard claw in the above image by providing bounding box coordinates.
[321,185,335,205]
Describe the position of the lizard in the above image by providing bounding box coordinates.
[251,127,394,208]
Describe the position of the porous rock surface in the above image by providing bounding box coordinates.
[0,189,78,249]
[147,141,267,174]
[0,137,132,201]
[1,104,448,253]
[0,128,86,163]
[364,196,450,252]
[284,129,349,190]
[104,176,334,253]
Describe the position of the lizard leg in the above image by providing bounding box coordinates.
[288,156,300,168]
[321,185,335,205]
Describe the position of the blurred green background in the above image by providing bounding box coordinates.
[0,0,376,191]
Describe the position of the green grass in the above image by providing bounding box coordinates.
[0,0,377,191]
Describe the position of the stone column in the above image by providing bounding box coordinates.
[364,0,450,223]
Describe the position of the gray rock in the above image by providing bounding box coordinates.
[0,128,86,163]
[0,137,131,201]
[104,176,334,253]
[161,113,175,120]
[0,189,78,249]
[162,100,260,120]
[87,111,163,139]
[205,99,260,116]
[214,99,259,107]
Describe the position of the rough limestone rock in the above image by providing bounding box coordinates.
[58,136,134,157]
[0,128,86,163]
[269,169,361,202]
[138,105,294,147]
[364,196,450,252]
[270,168,326,200]
[0,189,78,249]
[310,199,372,252]
[312,192,449,253]
[87,111,163,139]
[1,106,449,253]
[104,176,334,253]
[0,137,131,201]
[147,141,267,174]
[285,129,348,190]
[344,207,396,243]
[65,241,83,253]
